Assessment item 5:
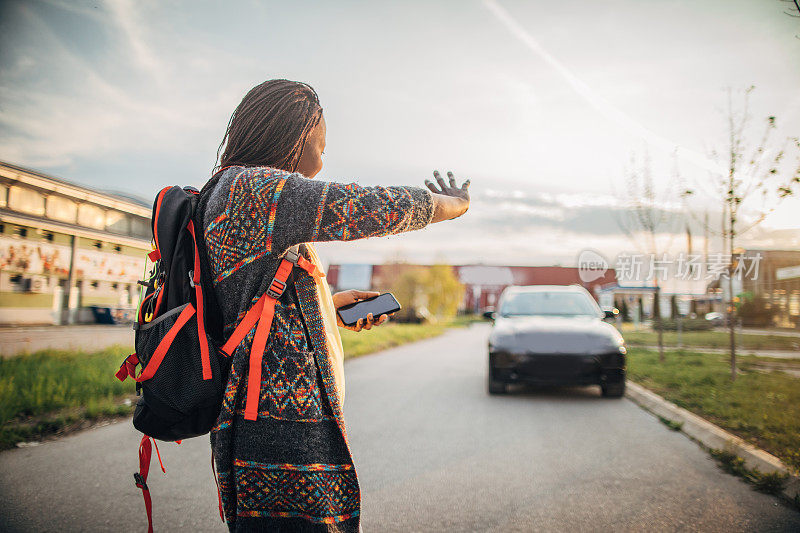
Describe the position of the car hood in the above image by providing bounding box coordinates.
[489,315,624,354]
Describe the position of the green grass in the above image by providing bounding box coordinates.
[623,330,800,351]
[709,449,790,495]
[658,416,683,431]
[0,345,136,448]
[0,321,459,448]
[627,348,800,472]
[340,321,452,359]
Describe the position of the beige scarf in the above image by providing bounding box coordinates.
[304,243,347,404]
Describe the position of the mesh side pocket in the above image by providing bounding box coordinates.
[134,303,226,440]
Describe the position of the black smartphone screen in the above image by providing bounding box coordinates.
[336,293,401,326]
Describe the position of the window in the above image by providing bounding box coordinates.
[130,216,150,240]
[90,281,99,289]
[112,282,119,290]
[77,204,105,230]
[15,226,27,238]
[113,244,122,253]
[500,290,601,317]
[43,231,54,242]
[93,241,102,249]
[105,210,129,234]
[8,186,45,216]
[46,196,78,223]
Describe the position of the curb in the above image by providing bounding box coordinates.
[625,380,800,502]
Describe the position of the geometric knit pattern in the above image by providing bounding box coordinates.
[234,459,359,523]
[205,167,287,283]
[257,345,327,422]
[316,183,420,242]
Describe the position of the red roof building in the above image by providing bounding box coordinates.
[326,263,618,313]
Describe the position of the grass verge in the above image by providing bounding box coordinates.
[627,348,800,472]
[1,320,463,449]
[623,330,799,351]
[340,321,456,359]
[708,449,790,496]
[0,345,136,449]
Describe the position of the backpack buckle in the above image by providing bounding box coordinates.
[188,271,196,288]
[284,247,300,265]
[133,472,148,491]
[266,278,286,299]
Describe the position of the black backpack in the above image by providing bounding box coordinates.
[115,184,320,532]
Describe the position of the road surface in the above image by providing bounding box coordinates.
[0,325,133,357]
[0,324,797,532]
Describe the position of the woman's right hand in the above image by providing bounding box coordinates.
[425,170,470,223]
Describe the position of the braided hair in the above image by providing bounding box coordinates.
[214,79,323,175]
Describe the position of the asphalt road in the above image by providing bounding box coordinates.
[1,324,798,532]
[0,324,133,357]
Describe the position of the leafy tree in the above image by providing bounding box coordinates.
[391,267,427,322]
[423,264,463,319]
[383,264,464,322]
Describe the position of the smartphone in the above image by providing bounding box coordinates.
[336,293,401,327]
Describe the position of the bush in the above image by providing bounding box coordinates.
[737,296,778,328]
[381,263,463,322]
[654,318,713,331]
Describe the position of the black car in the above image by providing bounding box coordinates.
[486,285,627,397]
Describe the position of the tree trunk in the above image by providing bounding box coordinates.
[654,286,664,362]
[728,270,736,381]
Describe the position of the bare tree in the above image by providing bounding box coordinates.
[616,150,683,362]
[780,0,800,38]
[683,87,800,381]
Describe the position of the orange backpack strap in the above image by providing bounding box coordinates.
[219,246,326,421]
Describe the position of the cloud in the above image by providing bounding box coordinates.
[0,1,234,172]
[482,0,728,178]
[105,0,165,84]
[315,185,800,266]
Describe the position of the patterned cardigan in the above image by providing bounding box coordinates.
[202,166,434,532]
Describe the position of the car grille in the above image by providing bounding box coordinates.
[519,354,598,377]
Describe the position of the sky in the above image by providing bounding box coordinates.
[1,0,799,267]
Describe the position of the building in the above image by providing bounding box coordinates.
[326,263,618,313]
[0,161,151,324]
[739,249,800,328]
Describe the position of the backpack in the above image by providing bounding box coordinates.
[114,184,320,532]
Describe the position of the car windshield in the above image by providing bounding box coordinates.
[499,291,599,317]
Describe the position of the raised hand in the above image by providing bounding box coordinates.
[424,170,470,222]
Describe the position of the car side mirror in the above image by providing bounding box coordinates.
[482,308,496,321]
[604,309,618,320]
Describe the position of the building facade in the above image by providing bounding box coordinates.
[0,162,150,324]
[326,263,618,314]
[740,249,800,328]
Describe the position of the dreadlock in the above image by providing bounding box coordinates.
[213,79,323,175]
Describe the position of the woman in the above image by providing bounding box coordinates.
[201,79,469,532]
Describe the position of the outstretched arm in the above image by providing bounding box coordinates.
[274,169,470,250]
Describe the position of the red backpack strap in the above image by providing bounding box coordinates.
[186,220,212,380]
[134,435,166,533]
[218,247,317,421]
[211,450,225,522]
[242,257,294,421]
[115,353,139,381]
